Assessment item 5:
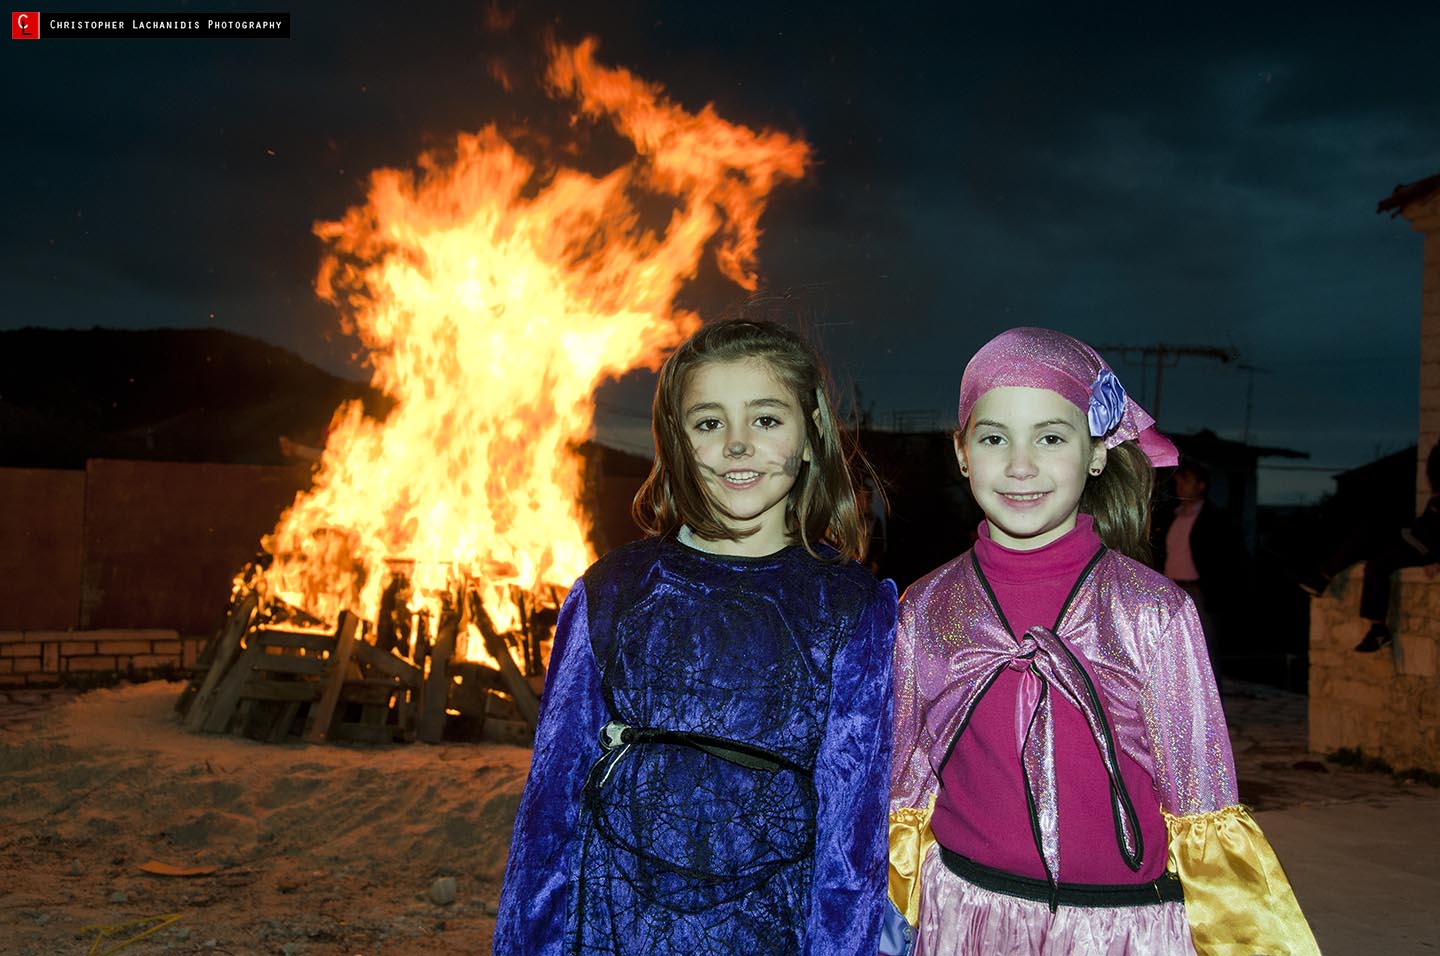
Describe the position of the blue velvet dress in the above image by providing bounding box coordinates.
[493,534,897,956]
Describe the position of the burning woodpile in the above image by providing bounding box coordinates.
[176,565,552,745]
[175,39,809,745]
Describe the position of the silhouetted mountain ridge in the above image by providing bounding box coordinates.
[0,327,386,468]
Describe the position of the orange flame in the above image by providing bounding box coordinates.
[258,39,809,657]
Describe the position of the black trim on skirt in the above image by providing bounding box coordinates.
[939,846,1185,909]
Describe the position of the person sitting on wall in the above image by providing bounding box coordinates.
[1299,441,1440,652]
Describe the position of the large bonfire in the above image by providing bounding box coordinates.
[255,39,810,662]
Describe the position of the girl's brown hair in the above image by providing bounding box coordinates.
[633,311,873,562]
[1079,439,1154,564]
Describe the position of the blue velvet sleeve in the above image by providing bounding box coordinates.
[492,579,607,955]
[804,577,899,956]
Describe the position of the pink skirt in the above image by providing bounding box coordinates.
[915,847,1197,956]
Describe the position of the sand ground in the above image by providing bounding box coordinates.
[0,682,531,955]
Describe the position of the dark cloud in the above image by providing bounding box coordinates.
[3,0,1437,502]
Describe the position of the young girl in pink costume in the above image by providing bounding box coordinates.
[886,328,1318,956]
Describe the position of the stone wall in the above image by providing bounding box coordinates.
[1309,566,1440,772]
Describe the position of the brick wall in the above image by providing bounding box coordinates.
[0,629,208,688]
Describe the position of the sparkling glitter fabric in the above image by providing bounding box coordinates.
[494,535,898,956]
[915,861,1196,956]
[890,546,1237,904]
[955,327,1180,467]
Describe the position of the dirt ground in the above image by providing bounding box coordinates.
[4,678,1431,955]
[0,681,534,955]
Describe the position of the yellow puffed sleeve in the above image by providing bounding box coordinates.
[888,797,936,926]
[1165,806,1320,956]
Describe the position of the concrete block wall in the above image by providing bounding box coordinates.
[1309,566,1440,772]
[0,628,208,688]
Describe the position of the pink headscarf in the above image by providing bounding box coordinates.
[957,327,1179,467]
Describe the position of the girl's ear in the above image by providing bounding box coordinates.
[953,431,970,478]
[1089,441,1108,476]
[804,407,820,462]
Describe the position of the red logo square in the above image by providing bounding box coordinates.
[12,11,40,39]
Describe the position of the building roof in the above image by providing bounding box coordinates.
[1173,428,1309,464]
[1377,173,1440,218]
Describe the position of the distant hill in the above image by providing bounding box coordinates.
[0,327,387,468]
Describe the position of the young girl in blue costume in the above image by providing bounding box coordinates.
[495,317,898,956]
[886,328,1318,956]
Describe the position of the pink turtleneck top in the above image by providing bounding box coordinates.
[928,515,1169,883]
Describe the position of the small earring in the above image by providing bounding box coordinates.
[1089,467,1102,476]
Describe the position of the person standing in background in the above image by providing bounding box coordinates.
[1152,459,1249,688]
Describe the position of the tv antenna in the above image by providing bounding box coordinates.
[1093,343,1239,421]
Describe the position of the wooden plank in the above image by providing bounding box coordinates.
[339,680,396,706]
[484,689,522,721]
[451,661,507,694]
[253,653,327,676]
[266,701,303,744]
[352,641,422,687]
[330,721,395,744]
[251,630,335,652]
[395,685,417,742]
[239,679,320,702]
[175,603,237,714]
[181,591,258,730]
[415,609,458,744]
[473,598,540,729]
[303,611,361,744]
[198,626,267,734]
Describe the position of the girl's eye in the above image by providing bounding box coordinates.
[1038,433,1065,446]
[754,415,781,429]
[976,434,1004,446]
[693,418,723,432]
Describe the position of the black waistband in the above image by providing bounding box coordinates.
[598,720,808,774]
[939,846,1185,909]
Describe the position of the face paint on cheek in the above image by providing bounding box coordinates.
[782,452,805,477]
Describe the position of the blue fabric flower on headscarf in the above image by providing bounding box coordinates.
[1087,369,1126,437]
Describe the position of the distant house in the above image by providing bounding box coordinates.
[1307,172,1440,774]
[1165,429,1307,553]
[1328,445,1420,531]
[1378,173,1440,514]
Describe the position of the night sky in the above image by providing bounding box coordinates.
[6,1,1439,502]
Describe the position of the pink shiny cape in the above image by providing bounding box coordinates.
[891,546,1237,879]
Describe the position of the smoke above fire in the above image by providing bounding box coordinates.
[257,39,810,646]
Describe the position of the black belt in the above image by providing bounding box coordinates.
[598,720,808,774]
[939,846,1185,909]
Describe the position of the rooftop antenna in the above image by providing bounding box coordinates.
[1093,343,1240,421]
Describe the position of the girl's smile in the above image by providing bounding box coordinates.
[720,470,763,487]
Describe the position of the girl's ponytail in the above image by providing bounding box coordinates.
[1080,440,1154,564]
